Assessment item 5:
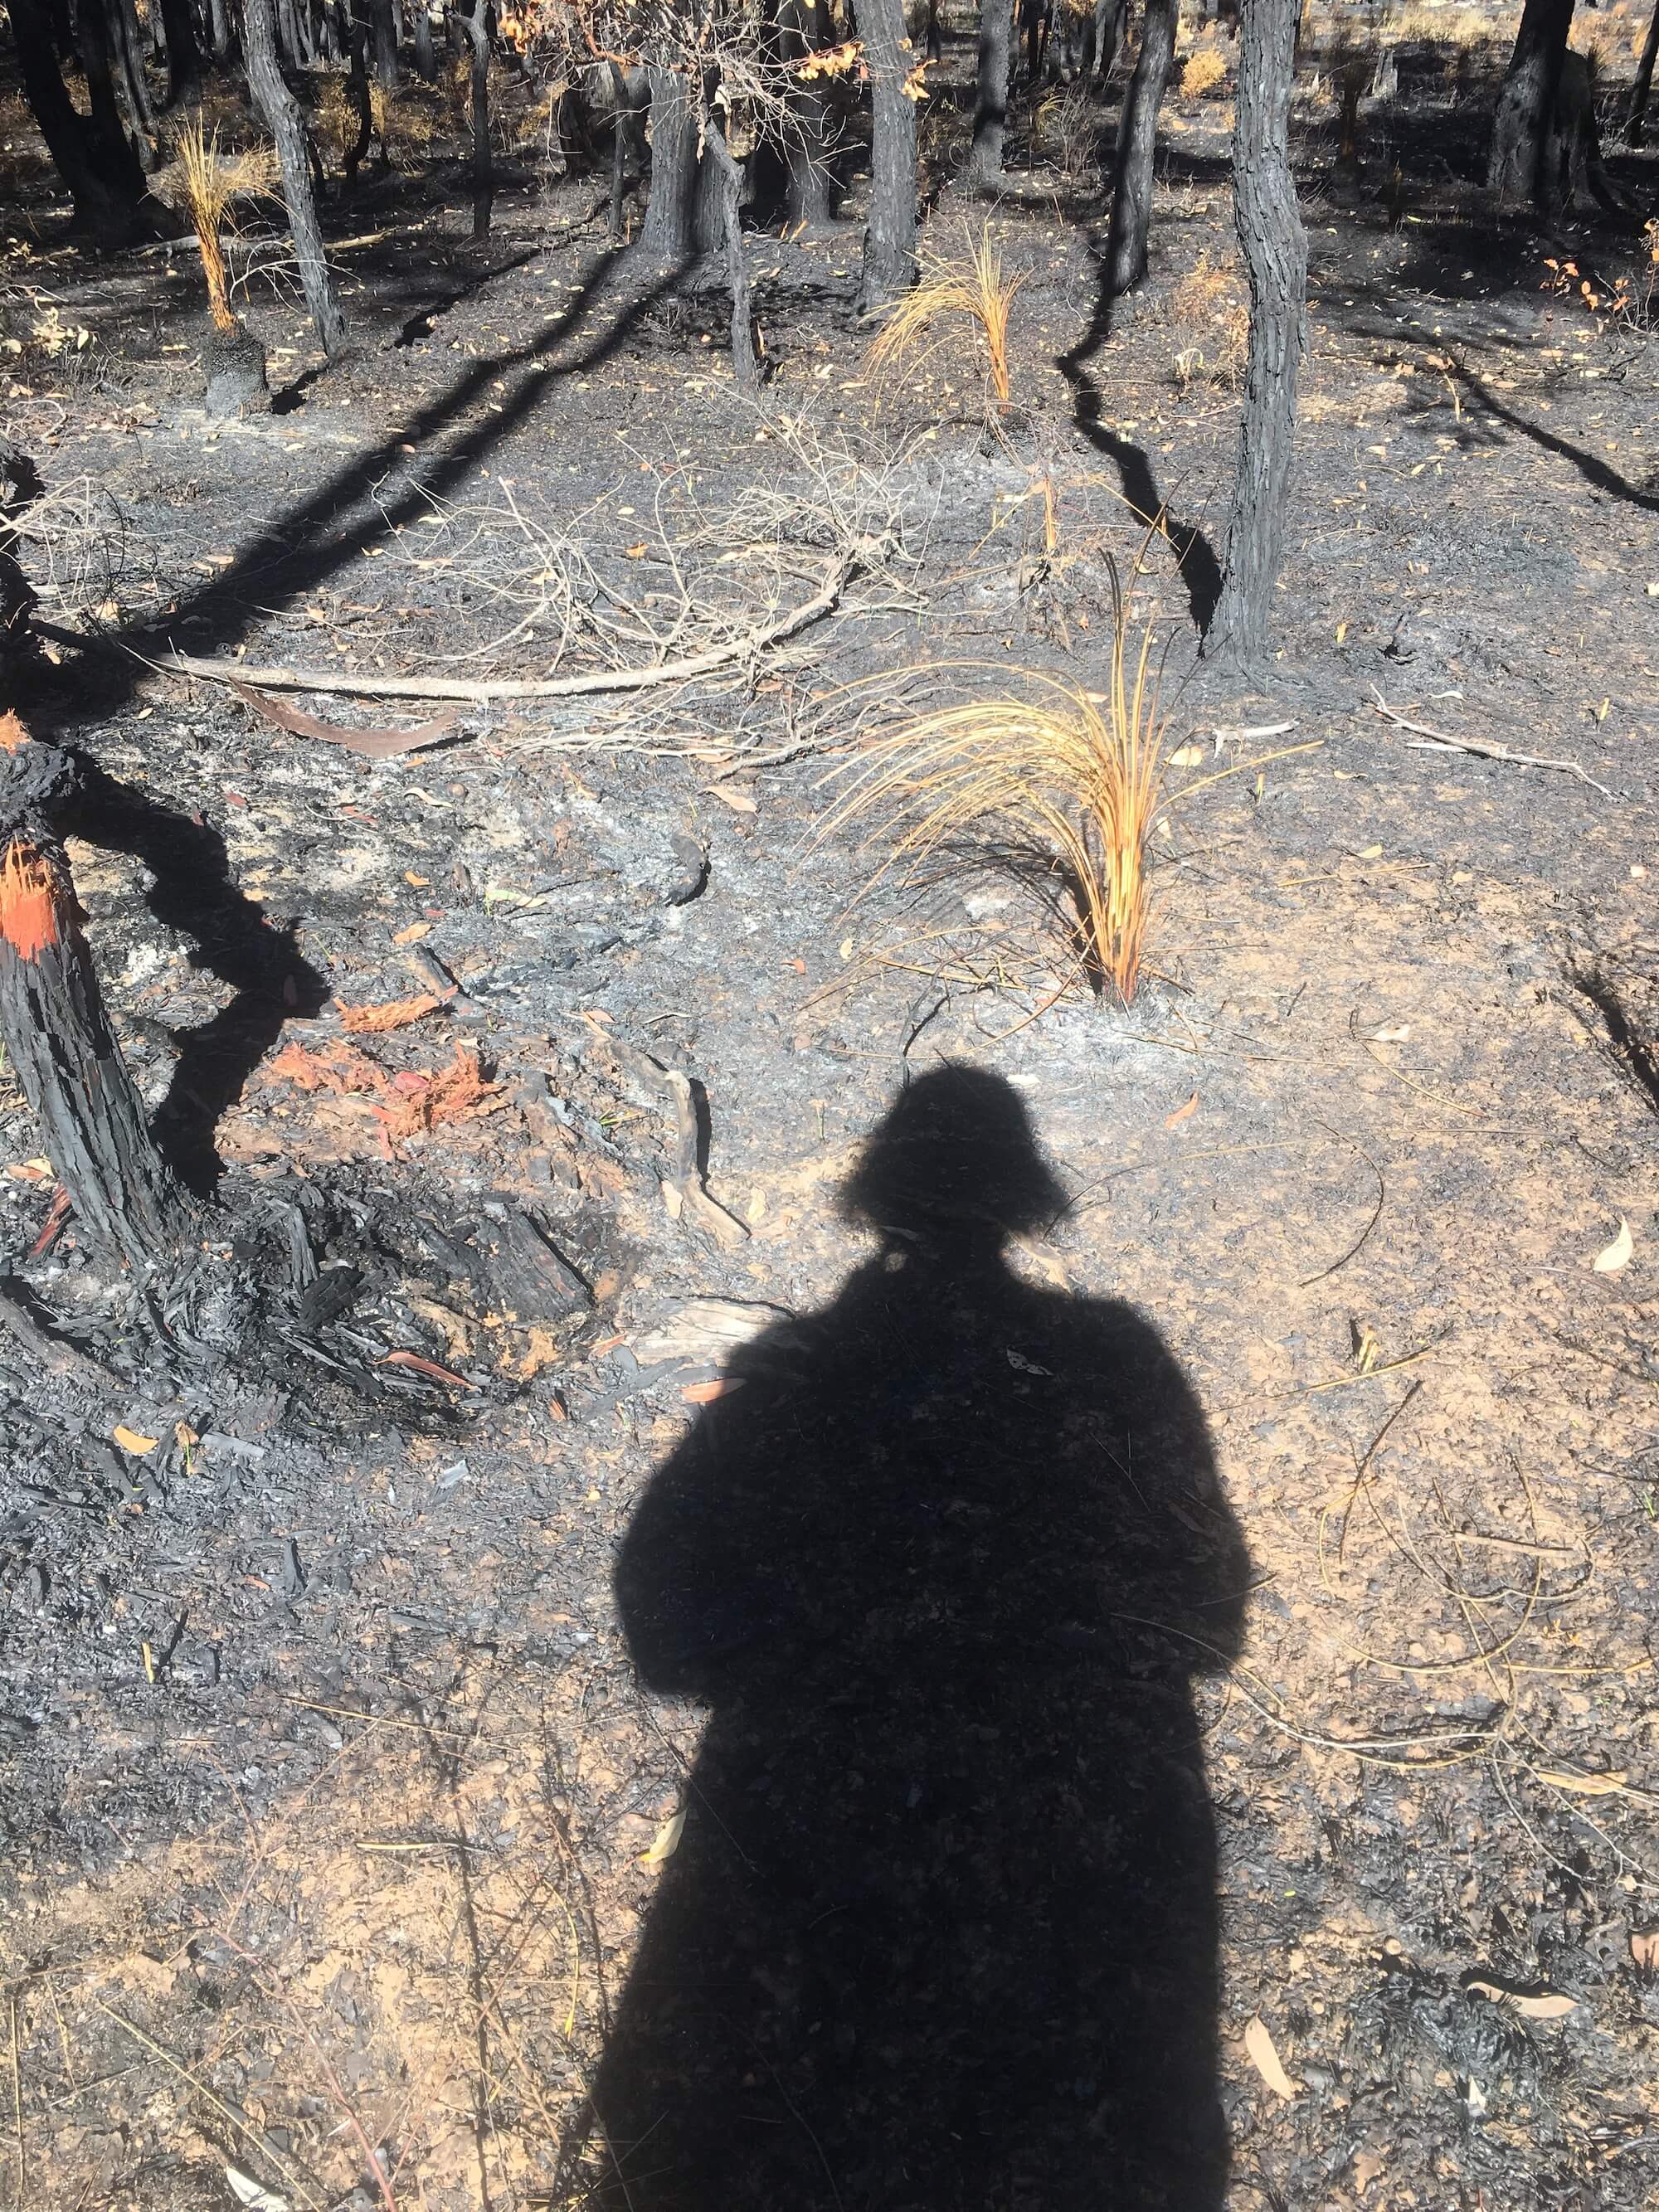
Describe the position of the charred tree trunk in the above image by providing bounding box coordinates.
[243,0,349,355]
[369,0,399,88]
[1204,0,1306,667]
[1626,0,1658,142]
[0,446,41,705]
[157,0,203,103]
[1105,0,1178,294]
[410,0,435,80]
[969,0,1014,187]
[776,0,834,231]
[107,0,159,142]
[854,0,918,312]
[0,733,196,1277]
[462,0,493,239]
[704,123,759,388]
[1486,0,1574,202]
[7,0,150,240]
[640,66,700,258]
[344,16,374,184]
[207,0,236,63]
[78,0,148,173]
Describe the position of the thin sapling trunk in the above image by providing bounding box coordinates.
[1105,0,1178,294]
[1204,0,1306,667]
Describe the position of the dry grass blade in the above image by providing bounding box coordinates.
[823,560,1168,1004]
[865,222,1025,409]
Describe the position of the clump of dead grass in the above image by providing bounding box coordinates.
[825,562,1170,1004]
[1167,246,1248,390]
[865,222,1024,411]
[1179,42,1228,99]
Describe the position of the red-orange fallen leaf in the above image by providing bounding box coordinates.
[228,679,460,757]
[380,1348,479,1388]
[338,991,445,1033]
[1165,1091,1199,1127]
[266,1038,387,1096]
[682,1377,747,1403]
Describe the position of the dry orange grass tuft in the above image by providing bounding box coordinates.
[155,115,280,330]
[825,563,1170,1004]
[865,222,1025,409]
[1179,43,1228,99]
[1168,246,1248,388]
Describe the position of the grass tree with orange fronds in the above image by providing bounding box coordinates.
[865,222,1025,413]
[825,562,1170,1005]
[156,116,280,416]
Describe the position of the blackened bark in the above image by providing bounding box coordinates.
[344,17,374,184]
[0,742,196,1276]
[9,0,151,239]
[854,0,918,311]
[776,0,834,230]
[411,0,435,80]
[970,0,1014,186]
[1086,0,1127,80]
[640,66,700,258]
[1105,0,1178,294]
[78,0,145,172]
[207,0,236,62]
[462,0,493,239]
[243,0,349,354]
[106,0,158,139]
[370,0,400,88]
[157,0,202,103]
[1204,0,1306,666]
[705,124,760,388]
[1626,0,1658,143]
[0,445,41,704]
[1486,0,1574,202]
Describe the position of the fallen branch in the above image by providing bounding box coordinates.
[1369,690,1613,798]
[151,538,878,705]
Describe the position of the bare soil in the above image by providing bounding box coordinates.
[1,17,1657,2212]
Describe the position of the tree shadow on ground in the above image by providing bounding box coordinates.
[588,1064,1248,2212]
[63,756,328,1194]
[1057,274,1224,633]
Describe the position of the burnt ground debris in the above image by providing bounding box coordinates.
[0,7,1656,2211]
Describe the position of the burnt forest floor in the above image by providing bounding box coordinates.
[1,12,1657,2211]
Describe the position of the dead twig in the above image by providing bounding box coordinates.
[1369,690,1614,798]
[151,539,878,704]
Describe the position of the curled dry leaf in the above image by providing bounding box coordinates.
[1165,1091,1199,1128]
[379,1348,479,1389]
[682,1376,746,1404]
[113,1425,159,1456]
[1463,1974,1580,2019]
[641,1809,686,1866]
[1629,1928,1659,1973]
[1592,1216,1632,1274]
[1243,2015,1300,2099]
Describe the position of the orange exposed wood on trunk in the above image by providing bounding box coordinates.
[0,711,30,754]
[0,837,61,960]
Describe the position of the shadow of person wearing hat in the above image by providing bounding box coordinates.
[589,1064,1248,2211]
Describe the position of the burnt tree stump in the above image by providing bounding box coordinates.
[0,723,197,1276]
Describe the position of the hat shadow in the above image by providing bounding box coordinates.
[586,1064,1248,2211]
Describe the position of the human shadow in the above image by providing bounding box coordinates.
[591,1064,1248,2211]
